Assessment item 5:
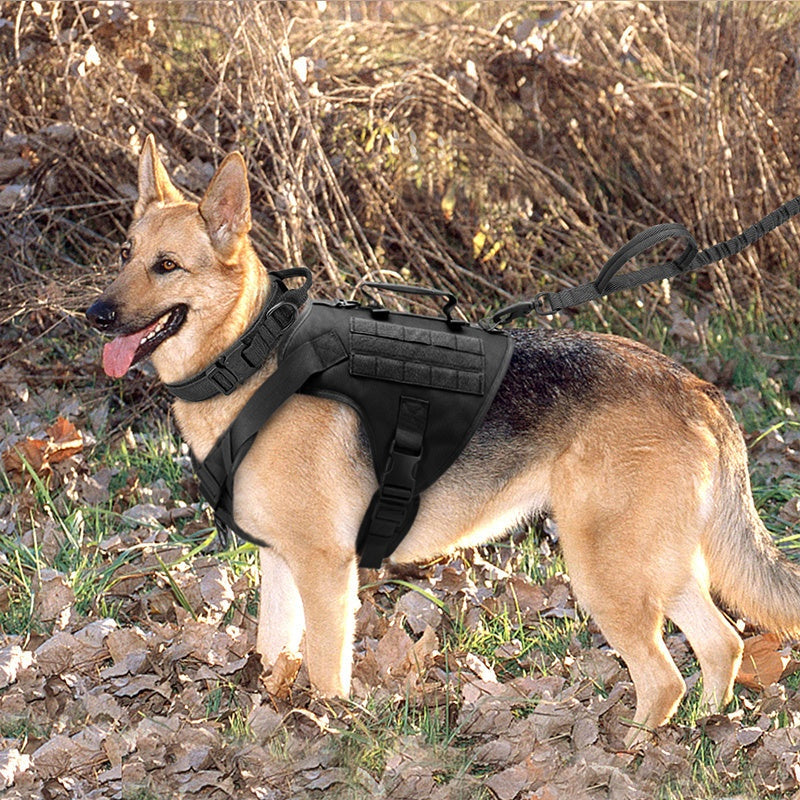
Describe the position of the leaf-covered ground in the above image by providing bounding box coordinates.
[2,312,800,800]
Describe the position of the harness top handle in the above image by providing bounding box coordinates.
[482,194,800,327]
[359,281,460,324]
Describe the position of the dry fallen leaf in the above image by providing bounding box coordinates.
[199,563,235,615]
[1,438,46,482]
[105,626,148,676]
[572,713,600,749]
[0,748,31,790]
[31,734,77,780]
[32,569,75,623]
[485,760,536,800]
[247,701,283,741]
[374,620,414,681]
[736,633,798,690]
[45,417,83,459]
[34,631,79,676]
[1,417,83,485]
[262,650,302,699]
[396,589,443,635]
[0,646,33,690]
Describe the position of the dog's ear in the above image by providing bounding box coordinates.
[134,134,184,219]
[198,152,252,260]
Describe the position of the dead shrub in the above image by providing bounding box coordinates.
[2,1,800,328]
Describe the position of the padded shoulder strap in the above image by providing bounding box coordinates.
[195,328,348,544]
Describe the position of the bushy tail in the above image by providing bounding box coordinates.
[706,451,800,638]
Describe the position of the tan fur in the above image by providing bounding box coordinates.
[91,136,800,747]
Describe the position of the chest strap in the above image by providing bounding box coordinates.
[356,396,429,568]
[195,329,348,544]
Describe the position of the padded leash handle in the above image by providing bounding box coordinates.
[593,223,697,296]
[483,193,800,324]
[360,281,459,323]
[486,223,697,324]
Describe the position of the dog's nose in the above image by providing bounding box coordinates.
[85,298,118,331]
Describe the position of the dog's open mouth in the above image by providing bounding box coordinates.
[102,305,187,378]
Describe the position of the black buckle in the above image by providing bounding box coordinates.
[383,448,419,495]
[207,364,238,395]
[267,301,299,330]
[368,446,420,534]
[357,396,428,567]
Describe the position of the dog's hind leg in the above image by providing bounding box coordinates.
[551,451,689,744]
[665,572,743,713]
[256,546,305,665]
[561,548,686,746]
[593,602,685,746]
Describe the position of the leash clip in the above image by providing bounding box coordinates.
[533,293,555,316]
[479,300,535,330]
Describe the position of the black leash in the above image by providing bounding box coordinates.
[482,194,800,327]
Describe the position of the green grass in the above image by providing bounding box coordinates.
[329,691,490,798]
[0,713,50,744]
[0,419,255,636]
[101,422,188,498]
[122,786,168,800]
[1,463,136,632]
[655,754,767,800]
[202,680,257,744]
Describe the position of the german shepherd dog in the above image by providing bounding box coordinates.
[87,135,800,745]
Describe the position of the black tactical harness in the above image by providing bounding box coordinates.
[168,274,512,567]
[166,193,800,567]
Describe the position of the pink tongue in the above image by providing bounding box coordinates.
[102,322,157,378]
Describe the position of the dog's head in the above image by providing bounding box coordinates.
[86,135,262,384]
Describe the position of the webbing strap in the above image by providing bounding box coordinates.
[482,194,800,325]
[166,268,312,402]
[357,396,429,568]
[195,329,348,546]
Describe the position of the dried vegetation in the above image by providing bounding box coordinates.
[3,2,800,324]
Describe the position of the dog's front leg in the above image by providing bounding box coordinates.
[256,546,305,664]
[290,552,359,698]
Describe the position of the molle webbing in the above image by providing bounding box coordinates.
[290,303,513,567]
[349,317,486,394]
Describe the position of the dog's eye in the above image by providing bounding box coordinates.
[154,258,180,274]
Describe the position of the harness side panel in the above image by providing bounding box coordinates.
[286,302,513,492]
